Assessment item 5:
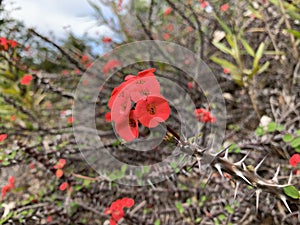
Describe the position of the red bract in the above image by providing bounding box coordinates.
[135,96,171,128]
[103,59,122,75]
[290,154,300,167]
[167,24,174,32]
[164,7,172,16]
[0,134,7,142]
[114,110,139,141]
[20,74,33,85]
[220,3,229,12]
[105,198,135,225]
[194,108,216,123]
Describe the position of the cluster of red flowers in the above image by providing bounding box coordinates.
[105,197,135,225]
[290,154,300,167]
[0,37,17,51]
[53,159,69,191]
[105,68,171,141]
[194,108,216,123]
[1,176,15,198]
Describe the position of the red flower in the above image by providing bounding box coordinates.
[56,169,64,178]
[10,115,16,121]
[135,96,170,128]
[164,7,172,16]
[290,154,300,167]
[194,108,216,123]
[67,117,74,124]
[103,59,122,75]
[220,3,229,12]
[102,37,112,43]
[223,68,230,74]
[20,74,33,85]
[114,110,139,141]
[200,1,209,9]
[54,158,66,169]
[59,182,69,191]
[81,55,89,64]
[0,37,8,50]
[0,134,7,142]
[1,185,9,198]
[187,82,194,89]
[46,216,52,223]
[163,33,170,40]
[61,70,69,76]
[73,68,81,75]
[8,40,18,48]
[1,176,15,198]
[105,112,112,122]
[167,24,174,32]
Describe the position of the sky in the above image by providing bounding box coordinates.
[3,0,115,39]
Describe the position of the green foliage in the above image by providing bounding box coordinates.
[283,185,300,199]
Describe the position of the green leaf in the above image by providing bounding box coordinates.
[295,146,300,153]
[175,201,184,214]
[212,42,233,55]
[253,43,265,69]
[225,205,234,214]
[154,219,161,225]
[267,122,277,132]
[285,29,300,39]
[257,61,270,75]
[283,185,299,199]
[296,130,300,136]
[210,56,237,70]
[240,38,255,57]
[290,137,300,148]
[283,134,294,143]
[255,127,264,136]
[214,15,232,35]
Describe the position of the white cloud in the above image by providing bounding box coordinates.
[4,0,114,38]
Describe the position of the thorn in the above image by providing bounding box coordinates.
[147,179,156,189]
[255,189,261,214]
[215,145,230,158]
[272,166,280,183]
[223,148,229,159]
[214,163,224,178]
[288,170,293,184]
[234,152,250,167]
[242,163,247,170]
[198,159,201,171]
[206,168,213,184]
[234,181,240,200]
[235,170,252,186]
[280,195,292,213]
[254,156,267,175]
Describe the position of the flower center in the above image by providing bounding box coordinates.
[147,104,156,115]
[129,118,136,128]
